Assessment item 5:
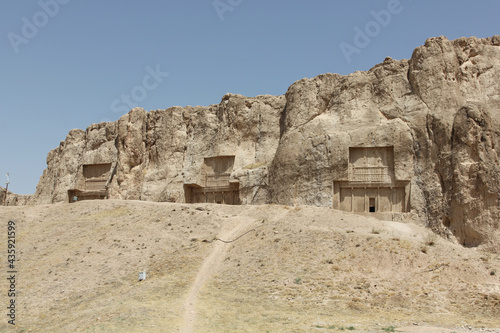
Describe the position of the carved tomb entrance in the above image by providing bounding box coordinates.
[184,156,240,204]
[68,163,113,203]
[333,147,410,213]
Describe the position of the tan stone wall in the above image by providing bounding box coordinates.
[28,36,500,251]
[338,186,406,213]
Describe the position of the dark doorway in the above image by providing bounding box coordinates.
[369,197,376,212]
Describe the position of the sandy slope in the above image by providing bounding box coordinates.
[0,200,499,333]
[180,213,262,332]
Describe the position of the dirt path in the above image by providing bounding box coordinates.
[179,217,260,333]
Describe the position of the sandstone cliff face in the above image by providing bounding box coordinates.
[269,36,500,251]
[0,186,33,206]
[447,104,500,248]
[31,36,500,251]
[34,94,285,205]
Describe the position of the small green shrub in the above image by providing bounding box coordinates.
[294,277,302,285]
[382,326,396,332]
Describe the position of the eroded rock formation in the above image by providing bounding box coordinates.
[1,186,33,206]
[269,36,500,251]
[28,36,500,251]
[34,94,285,205]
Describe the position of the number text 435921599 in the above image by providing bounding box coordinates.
[7,220,17,326]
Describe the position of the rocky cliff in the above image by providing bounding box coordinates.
[30,36,500,252]
[34,94,285,205]
[269,36,500,251]
[1,186,32,206]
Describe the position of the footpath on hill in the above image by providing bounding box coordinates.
[0,200,498,332]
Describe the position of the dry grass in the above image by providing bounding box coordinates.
[0,200,499,332]
[242,161,267,169]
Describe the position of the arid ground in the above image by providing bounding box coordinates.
[0,200,499,332]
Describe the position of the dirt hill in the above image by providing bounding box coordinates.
[0,201,499,332]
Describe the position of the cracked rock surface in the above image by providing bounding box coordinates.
[20,36,500,252]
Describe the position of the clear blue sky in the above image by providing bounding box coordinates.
[1,0,499,194]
